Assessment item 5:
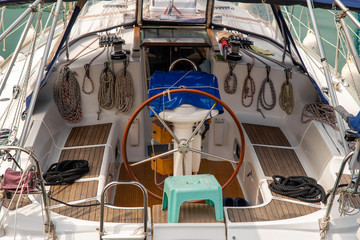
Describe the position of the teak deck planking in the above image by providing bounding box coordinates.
[227,124,321,223]
[49,123,143,223]
[8,123,357,224]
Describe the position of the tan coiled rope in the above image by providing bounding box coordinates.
[115,59,134,113]
[54,66,82,123]
[279,68,294,114]
[97,62,115,120]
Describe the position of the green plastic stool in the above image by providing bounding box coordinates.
[162,174,223,223]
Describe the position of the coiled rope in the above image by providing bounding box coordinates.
[115,58,135,113]
[241,62,256,107]
[256,65,276,118]
[279,68,294,114]
[301,102,337,129]
[224,62,237,94]
[269,175,326,204]
[82,47,106,94]
[97,62,115,120]
[54,66,82,123]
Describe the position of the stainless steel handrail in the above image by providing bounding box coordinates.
[99,181,149,239]
[319,150,354,239]
[169,58,198,71]
[0,145,52,231]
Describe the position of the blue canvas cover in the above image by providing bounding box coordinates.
[148,71,224,117]
[350,112,360,133]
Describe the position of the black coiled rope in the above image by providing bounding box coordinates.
[269,175,327,204]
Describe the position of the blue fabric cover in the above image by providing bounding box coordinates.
[148,71,224,117]
[350,112,360,133]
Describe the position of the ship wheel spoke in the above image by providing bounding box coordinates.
[188,148,237,164]
[122,88,245,201]
[148,105,180,144]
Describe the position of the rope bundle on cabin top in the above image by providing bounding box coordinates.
[301,102,337,129]
[269,175,327,204]
[54,66,82,123]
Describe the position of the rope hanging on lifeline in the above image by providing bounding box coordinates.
[224,62,237,94]
[279,68,294,114]
[241,62,256,107]
[53,66,82,123]
[115,58,135,113]
[82,48,106,94]
[97,62,115,120]
[301,102,337,129]
[256,66,276,118]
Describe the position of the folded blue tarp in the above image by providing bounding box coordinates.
[148,71,224,117]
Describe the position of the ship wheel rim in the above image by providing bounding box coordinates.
[122,88,245,200]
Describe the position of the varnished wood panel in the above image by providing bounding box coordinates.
[254,146,306,177]
[64,123,112,147]
[243,123,291,147]
[227,199,320,222]
[115,159,243,207]
[57,147,104,178]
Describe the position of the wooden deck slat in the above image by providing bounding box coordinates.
[50,181,143,223]
[242,123,291,147]
[254,146,306,177]
[228,123,320,223]
[64,123,111,147]
[228,200,319,222]
[57,147,104,179]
